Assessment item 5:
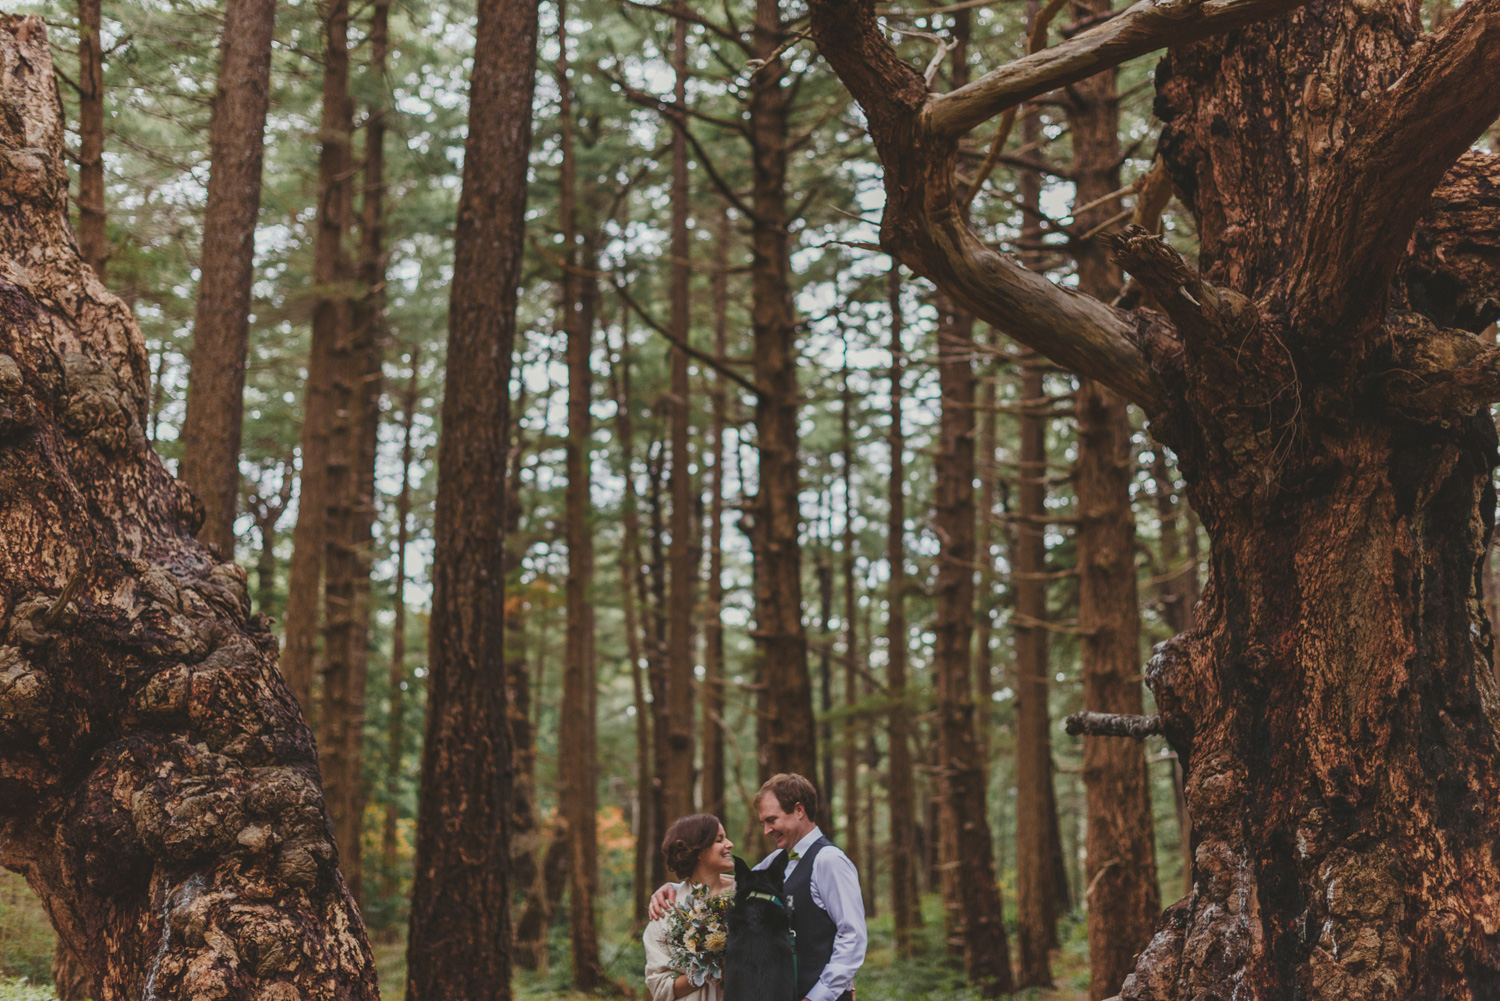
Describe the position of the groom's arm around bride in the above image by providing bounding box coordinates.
[649,774,867,1001]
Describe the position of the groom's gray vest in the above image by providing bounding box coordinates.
[782,837,852,1001]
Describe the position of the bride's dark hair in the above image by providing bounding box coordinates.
[661,814,723,880]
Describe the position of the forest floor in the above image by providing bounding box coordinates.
[1,870,1091,1000]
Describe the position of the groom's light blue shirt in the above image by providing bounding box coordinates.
[754,826,867,1001]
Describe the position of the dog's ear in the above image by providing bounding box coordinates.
[733,855,751,887]
[767,848,790,885]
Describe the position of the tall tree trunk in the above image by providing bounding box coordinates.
[178,0,276,557]
[839,353,863,893]
[611,333,655,923]
[381,351,419,905]
[0,20,378,996]
[749,0,817,784]
[1066,29,1162,999]
[1014,350,1062,987]
[644,434,671,887]
[513,825,569,972]
[974,326,1000,756]
[318,0,392,906]
[817,546,836,834]
[404,0,539,996]
[663,14,697,821]
[555,10,607,984]
[701,208,731,820]
[884,264,919,956]
[934,290,1014,995]
[76,0,107,278]
[283,0,356,714]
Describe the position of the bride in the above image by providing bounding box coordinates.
[644,814,736,1001]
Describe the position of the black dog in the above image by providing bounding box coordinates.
[724,854,796,1001]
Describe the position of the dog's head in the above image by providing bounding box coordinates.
[729,853,791,932]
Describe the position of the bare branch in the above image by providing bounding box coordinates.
[925,0,1311,139]
[1065,711,1163,739]
[1290,0,1500,332]
[622,0,749,51]
[613,282,766,398]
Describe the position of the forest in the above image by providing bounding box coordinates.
[0,0,1497,998]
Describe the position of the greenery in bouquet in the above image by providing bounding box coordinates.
[666,886,733,988]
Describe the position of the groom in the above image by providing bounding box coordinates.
[650,773,867,1001]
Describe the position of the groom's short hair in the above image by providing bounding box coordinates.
[756,773,819,821]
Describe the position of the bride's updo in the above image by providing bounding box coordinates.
[661,814,722,880]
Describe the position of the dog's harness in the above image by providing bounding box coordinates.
[741,891,797,987]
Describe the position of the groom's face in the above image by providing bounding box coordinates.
[758,797,810,850]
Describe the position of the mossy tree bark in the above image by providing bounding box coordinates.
[0,17,378,998]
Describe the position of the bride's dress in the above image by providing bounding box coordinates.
[643,877,734,1001]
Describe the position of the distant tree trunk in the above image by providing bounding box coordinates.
[0,20,378,995]
[1065,32,1162,999]
[839,354,863,890]
[514,824,570,972]
[611,333,654,922]
[934,285,1015,994]
[701,209,731,820]
[404,0,539,996]
[817,546,836,834]
[381,352,419,906]
[76,0,107,278]
[749,0,817,784]
[318,0,391,905]
[178,0,276,557]
[1151,447,1197,897]
[283,0,356,714]
[644,434,672,887]
[555,11,607,984]
[504,385,539,904]
[1015,348,1062,988]
[247,457,294,616]
[663,14,698,822]
[884,264,919,956]
[974,326,1001,756]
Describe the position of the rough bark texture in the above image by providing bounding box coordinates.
[933,293,1015,995]
[811,0,1500,996]
[663,14,697,822]
[1066,31,1161,999]
[177,0,276,557]
[404,0,539,996]
[75,0,106,279]
[748,0,818,784]
[0,18,378,998]
[282,0,356,715]
[884,264,919,957]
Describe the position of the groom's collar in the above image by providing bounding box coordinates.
[790,826,824,860]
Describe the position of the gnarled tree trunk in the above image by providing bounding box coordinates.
[811,1,1500,996]
[0,18,377,998]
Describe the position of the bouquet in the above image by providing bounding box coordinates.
[666,885,732,989]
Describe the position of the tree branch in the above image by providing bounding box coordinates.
[1065,711,1163,739]
[925,0,1312,139]
[810,0,1178,414]
[1290,1,1500,332]
[613,282,766,397]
